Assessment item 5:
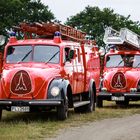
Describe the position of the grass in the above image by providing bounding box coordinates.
[0,101,140,140]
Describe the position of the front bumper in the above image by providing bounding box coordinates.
[0,99,63,111]
[97,92,140,101]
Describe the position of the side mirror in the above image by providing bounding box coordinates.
[0,35,6,46]
[68,50,75,60]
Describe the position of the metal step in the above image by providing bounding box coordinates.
[73,101,90,108]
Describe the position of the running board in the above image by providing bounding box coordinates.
[73,101,90,108]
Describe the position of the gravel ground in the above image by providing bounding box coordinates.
[47,114,140,140]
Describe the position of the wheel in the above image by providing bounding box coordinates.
[0,109,2,120]
[85,96,95,112]
[96,97,103,107]
[116,100,129,106]
[74,106,84,113]
[57,105,68,120]
[74,93,94,113]
[85,82,95,112]
[74,81,95,113]
[125,100,129,106]
[116,101,122,105]
[57,97,68,120]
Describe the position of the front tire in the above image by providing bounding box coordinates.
[96,97,103,107]
[0,109,2,121]
[116,100,129,106]
[85,82,95,112]
[57,97,68,120]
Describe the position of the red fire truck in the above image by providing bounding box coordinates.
[0,22,100,120]
[97,27,140,107]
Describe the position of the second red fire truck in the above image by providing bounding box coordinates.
[97,27,140,107]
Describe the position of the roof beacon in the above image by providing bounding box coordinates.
[53,31,62,43]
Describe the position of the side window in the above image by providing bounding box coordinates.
[64,46,78,63]
[73,47,82,65]
[65,47,70,61]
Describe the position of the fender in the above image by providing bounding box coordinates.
[47,78,71,100]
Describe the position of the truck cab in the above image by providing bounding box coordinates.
[97,27,140,107]
[0,22,100,120]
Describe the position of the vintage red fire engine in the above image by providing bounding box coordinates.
[0,22,100,120]
[97,27,140,107]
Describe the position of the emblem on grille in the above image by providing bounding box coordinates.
[15,73,27,91]
[11,70,32,94]
[111,72,126,89]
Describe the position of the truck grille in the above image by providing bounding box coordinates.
[10,70,32,95]
[111,72,126,89]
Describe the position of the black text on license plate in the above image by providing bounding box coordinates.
[111,96,125,101]
[11,106,30,112]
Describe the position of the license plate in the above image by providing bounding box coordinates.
[111,96,125,101]
[11,106,30,112]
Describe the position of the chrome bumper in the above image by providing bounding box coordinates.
[97,92,140,100]
[0,99,63,106]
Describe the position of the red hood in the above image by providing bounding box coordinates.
[0,64,60,99]
[103,68,140,92]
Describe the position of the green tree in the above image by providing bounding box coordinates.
[0,0,55,35]
[65,6,140,48]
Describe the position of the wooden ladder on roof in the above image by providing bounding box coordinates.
[13,22,87,42]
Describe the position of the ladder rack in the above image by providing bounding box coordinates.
[103,27,140,50]
[13,22,87,42]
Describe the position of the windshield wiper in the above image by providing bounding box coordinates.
[18,50,32,63]
[45,51,60,64]
[134,62,140,68]
[115,60,123,67]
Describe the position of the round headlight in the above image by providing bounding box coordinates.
[51,87,60,97]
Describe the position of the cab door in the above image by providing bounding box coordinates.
[64,46,84,94]
[64,46,77,94]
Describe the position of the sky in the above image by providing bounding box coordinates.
[41,0,140,23]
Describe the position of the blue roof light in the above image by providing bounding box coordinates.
[53,31,62,43]
[109,44,116,49]
[10,31,16,37]
[54,31,61,37]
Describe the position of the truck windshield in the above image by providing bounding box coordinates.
[6,45,60,64]
[106,54,140,68]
